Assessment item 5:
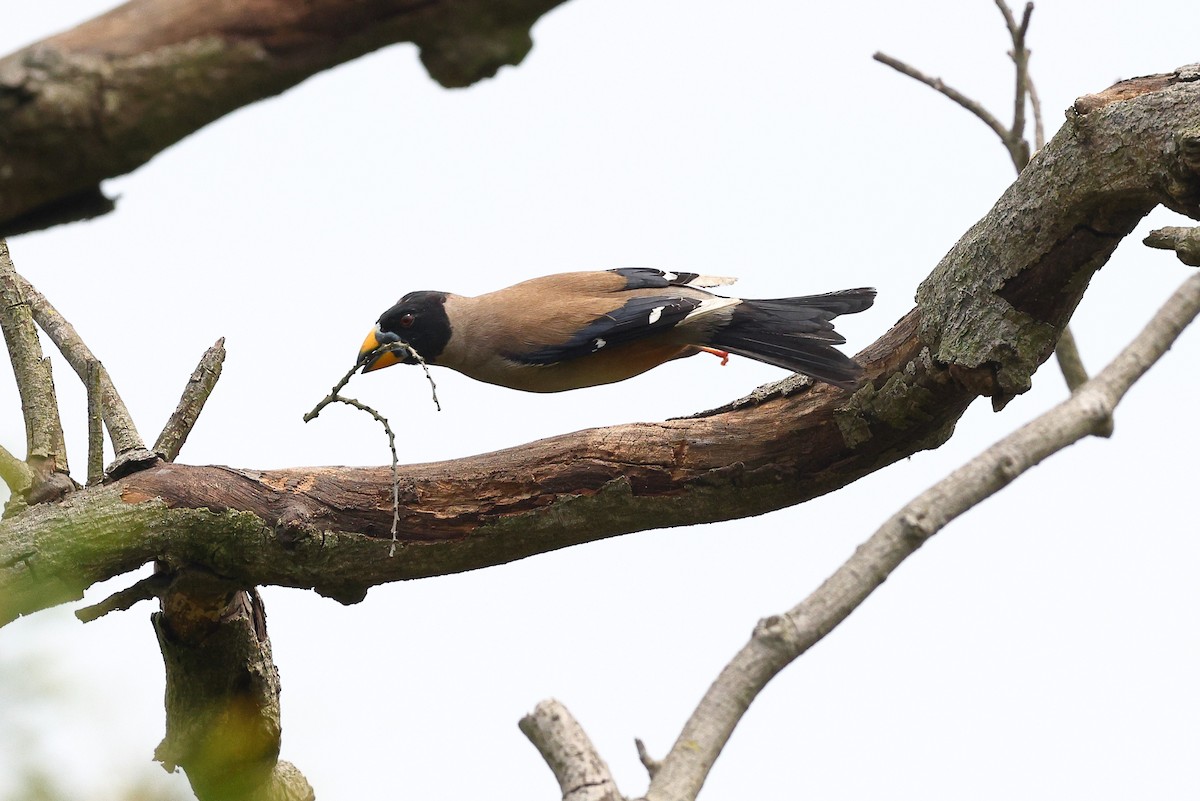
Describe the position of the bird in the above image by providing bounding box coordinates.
[357,268,875,393]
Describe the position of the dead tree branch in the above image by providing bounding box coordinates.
[2,64,1199,628]
[75,571,172,623]
[0,442,33,499]
[877,2,1099,392]
[12,272,148,463]
[0,0,572,235]
[998,0,1034,163]
[520,700,622,801]
[0,240,69,488]
[640,269,1200,801]
[1145,225,1200,267]
[870,52,1010,143]
[86,361,104,486]
[154,338,227,463]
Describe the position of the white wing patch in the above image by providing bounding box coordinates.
[648,306,666,325]
[662,271,678,282]
[686,274,737,288]
[682,296,741,323]
[593,338,607,350]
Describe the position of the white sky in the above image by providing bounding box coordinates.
[1,1,1198,799]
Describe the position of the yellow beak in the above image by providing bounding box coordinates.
[358,329,405,373]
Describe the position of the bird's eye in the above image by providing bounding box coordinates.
[399,313,416,328]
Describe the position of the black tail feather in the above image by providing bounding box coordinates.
[709,288,875,388]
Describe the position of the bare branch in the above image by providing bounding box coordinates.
[1052,326,1103,424]
[74,571,171,622]
[1028,70,1046,151]
[328,394,404,556]
[0,0,571,235]
[872,51,1011,144]
[86,361,104,486]
[0,442,33,497]
[0,241,68,475]
[635,738,662,779]
[1000,3,1089,389]
[997,1,1035,163]
[305,342,441,556]
[12,272,145,456]
[1145,226,1200,267]
[301,361,364,424]
[645,272,1200,801]
[153,338,227,462]
[4,66,1200,626]
[880,9,1093,391]
[520,699,622,801]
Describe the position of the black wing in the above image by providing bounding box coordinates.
[511,294,704,365]
[607,268,705,290]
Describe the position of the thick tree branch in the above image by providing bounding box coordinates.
[641,269,1200,801]
[0,0,571,235]
[2,66,1199,629]
[879,3,1097,394]
[520,700,622,801]
[153,572,311,801]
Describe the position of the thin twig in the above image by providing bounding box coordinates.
[411,349,442,412]
[11,272,145,455]
[645,273,1200,801]
[1028,70,1045,151]
[302,362,361,423]
[0,241,68,473]
[872,52,1011,144]
[635,738,662,779]
[998,0,1034,160]
[328,393,403,556]
[153,338,227,462]
[304,342,439,556]
[86,361,104,485]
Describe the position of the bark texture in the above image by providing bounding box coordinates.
[2,66,1200,629]
[154,573,311,801]
[0,0,569,234]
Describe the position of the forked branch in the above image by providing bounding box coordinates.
[0,240,69,487]
[629,273,1200,800]
[874,2,1094,397]
[12,271,146,459]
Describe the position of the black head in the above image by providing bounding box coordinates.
[359,291,452,371]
